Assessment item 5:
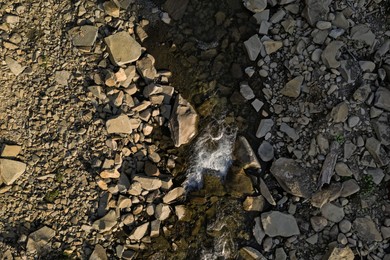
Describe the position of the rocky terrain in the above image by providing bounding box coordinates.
[0,0,390,259]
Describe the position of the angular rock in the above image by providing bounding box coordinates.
[136,54,158,82]
[256,118,274,138]
[225,167,254,197]
[353,217,382,242]
[0,159,26,185]
[303,0,331,26]
[234,136,261,169]
[169,95,198,147]
[155,204,171,221]
[374,87,390,111]
[353,84,371,103]
[280,75,303,98]
[311,183,342,208]
[70,25,98,47]
[257,141,274,162]
[106,114,134,134]
[367,168,385,185]
[240,82,255,100]
[92,210,117,233]
[253,217,266,245]
[365,137,389,166]
[321,203,344,223]
[318,142,339,188]
[270,158,314,198]
[163,187,185,204]
[372,115,390,146]
[104,32,142,66]
[243,0,267,13]
[89,244,108,260]
[351,24,376,46]
[263,40,283,55]
[132,176,162,191]
[26,226,56,254]
[261,211,300,237]
[340,179,360,197]
[259,178,276,205]
[100,169,120,179]
[129,222,149,241]
[280,123,299,141]
[323,244,354,260]
[330,102,349,123]
[244,34,262,61]
[55,70,71,86]
[5,56,25,76]
[103,1,119,17]
[150,219,160,237]
[321,41,344,68]
[1,144,21,157]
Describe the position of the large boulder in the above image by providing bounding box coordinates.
[169,94,198,147]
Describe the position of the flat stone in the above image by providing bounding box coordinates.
[244,34,262,61]
[310,216,328,232]
[353,217,382,242]
[321,41,344,68]
[163,187,185,204]
[240,82,255,100]
[133,176,162,191]
[1,144,21,157]
[351,24,376,46]
[330,102,349,123]
[270,9,286,23]
[92,210,117,233]
[270,158,314,198]
[275,247,287,260]
[280,123,299,141]
[136,54,158,82]
[26,226,56,254]
[321,203,344,223]
[261,211,300,237]
[243,195,265,211]
[104,32,142,66]
[89,244,108,260]
[263,40,283,55]
[280,75,303,98]
[106,114,134,134]
[55,70,71,86]
[323,244,354,260]
[129,222,149,241]
[103,1,119,17]
[0,159,26,185]
[243,0,267,13]
[365,137,389,166]
[316,21,332,30]
[100,169,120,179]
[169,95,198,147]
[303,0,332,26]
[70,25,98,47]
[340,179,360,197]
[257,141,274,162]
[256,119,274,138]
[5,56,25,76]
[374,87,390,111]
[367,168,385,185]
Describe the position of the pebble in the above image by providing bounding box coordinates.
[257,141,274,162]
[321,203,345,223]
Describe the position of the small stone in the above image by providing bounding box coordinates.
[366,168,384,185]
[302,0,331,26]
[239,247,266,260]
[353,84,371,103]
[5,15,20,24]
[240,82,255,100]
[353,217,382,242]
[132,176,162,191]
[256,119,274,138]
[136,54,158,82]
[100,169,120,179]
[351,24,376,46]
[280,75,303,98]
[1,145,21,157]
[275,247,287,260]
[70,25,98,47]
[163,187,185,204]
[243,195,265,211]
[316,21,332,30]
[89,244,108,260]
[321,41,344,68]
[330,102,349,123]
[150,220,160,237]
[280,123,299,141]
[129,222,149,241]
[347,116,360,128]
[5,56,25,76]
[253,217,266,245]
[335,162,353,177]
[0,159,26,185]
[259,178,276,205]
[163,0,189,20]
[310,216,328,232]
[321,203,344,223]
[263,40,283,55]
[339,219,352,233]
[155,204,171,221]
[55,70,71,86]
[340,179,360,197]
[26,226,56,254]
[244,35,262,61]
[261,211,300,237]
[365,137,389,166]
[234,136,261,170]
[306,234,318,244]
[104,32,142,66]
[258,141,274,162]
[251,99,264,112]
[269,9,286,23]
[106,115,135,134]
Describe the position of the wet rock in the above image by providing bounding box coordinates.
[353,217,382,242]
[310,216,328,232]
[163,187,185,204]
[374,87,390,111]
[243,195,265,211]
[256,118,274,138]
[244,34,262,61]
[240,82,255,100]
[280,75,303,98]
[26,226,56,254]
[257,141,274,162]
[136,54,158,82]
[321,203,344,223]
[5,56,25,76]
[350,24,376,46]
[169,95,199,147]
[270,158,314,198]
[104,32,142,66]
[321,41,344,68]
[323,243,354,260]
[365,137,389,166]
[92,210,117,233]
[89,244,108,260]
[303,0,332,26]
[1,144,21,157]
[330,102,349,123]
[340,179,360,197]
[69,25,98,47]
[234,136,261,170]
[129,222,149,241]
[243,0,267,13]
[133,176,162,191]
[163,0,189,20]
[0,159,26,185]
[106,114,134,134]
[263,40,283,55]
[261,211,300,237]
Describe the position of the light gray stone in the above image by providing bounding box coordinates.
[92,210,117,233]
[321,203,344,223]
[263,40,283,55]
[365,137,389,166]
[335,162,353,177]
[351,24,376,46]
[258,141,274,162]
[280,123,299,141]
[253,217,266,245]
[244,34,262,61]
[256,119,274,138]
[261,211,300,237]
[303,0,332,26]
[340,179,360,197]
[106,114,134,134]
[104,32,142,66]
[321,41,344,68]
[240,82,255,100]
[243,0,267,13]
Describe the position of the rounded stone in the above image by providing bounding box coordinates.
[258,141,274,162]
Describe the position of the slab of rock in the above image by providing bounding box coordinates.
[256,118,274,138]
[104,32,142,66]
[155,204,171,221]
[321,203,344,223]
[353,217,382,242]
[330,102,349,123]
[280,75,303,98]
[163,187,185,204]
[243,0,267,13]
[311,183,342,208]
[106,114,134,134]
[261,211,300,237]
[270,158,314,198]
[323,244,354,260]
[321,41,344,68]
[89,244,108,260]
[26,226,56,254]
[351,24,376,46]
[129,222,149,241]
[303,0,331,26]
[92,210,117,233]
[234,136,261,169]
[70,25,98,47]
[133,176,162,191]
[169,95,198,147]
[244,34,262,61]
[365,137,389,166]
[0,159,26,185]
[1,144,21,157]
[374,87,390,111]
[100,169,120,179]
[5,56,25,76]
[258,141,274,162]
[163,0,189,20]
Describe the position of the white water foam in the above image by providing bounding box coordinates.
[183,119,237,191]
